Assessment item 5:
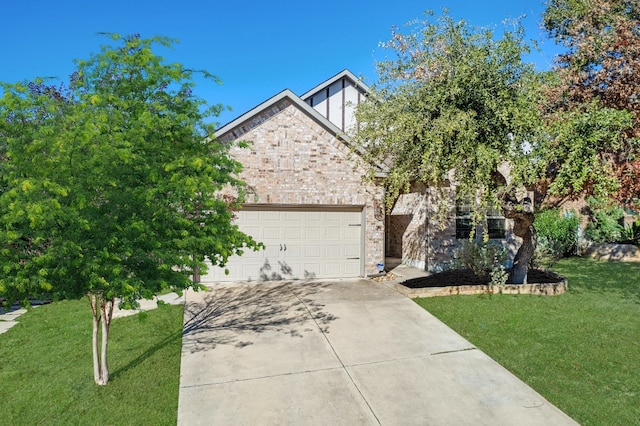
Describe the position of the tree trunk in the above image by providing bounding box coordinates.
[90,294,101,384]
[88,293,114,385]
[509,213,537,284]
[502,187,537,284]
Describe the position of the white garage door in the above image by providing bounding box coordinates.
[201,208,363,283]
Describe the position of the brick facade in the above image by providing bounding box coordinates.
[218,97,385,276]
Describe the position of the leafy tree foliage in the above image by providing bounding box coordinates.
[0,34,259,384]
[539,100,632,200]
[352,12,544,283]
[543,0,640,207]
[356,13,544,206]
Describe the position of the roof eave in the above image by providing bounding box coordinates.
[299,69,371,101]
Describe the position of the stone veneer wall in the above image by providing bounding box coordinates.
[388,190,428,269]
[219,99,385,276]
[390,186,519,272]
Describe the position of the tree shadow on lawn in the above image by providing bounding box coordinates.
[182,281,337,353]
[555,259,640,303]
[109,306,183,381]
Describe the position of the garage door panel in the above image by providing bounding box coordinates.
[285,244,302,257]
[239,249,261,259]
[324,244,342,256]
[343,244,360,257]
[285,211,303,221]
[262,226,281,240]
[343,262,361,275]
[241,210,261,221]
[323,263,342,275]
[202,208,363,282]
[305,245,322,258]
[263,245,280,258]
[324,227,342,240]
[241,225,261,236]
[306,211,322,221]
[285,227,302,239]
[345,226,361,239]
[263,211,281,221]
[305,227,322,239]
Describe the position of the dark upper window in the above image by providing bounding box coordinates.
[455,204,473,239]
[456,204,506,240]
[486,206,506,239]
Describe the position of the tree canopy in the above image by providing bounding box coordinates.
[543,0,640,207]
[352,11,544,212]
[351,9,633,283]
[0,34,260,384]
[351,12,546,283]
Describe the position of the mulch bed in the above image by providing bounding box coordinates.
[401,268,565,289]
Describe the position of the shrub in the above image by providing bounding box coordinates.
[620,219,640,246]
[584,196,624,243]
[534,209,580,266]
[453,240,508,282]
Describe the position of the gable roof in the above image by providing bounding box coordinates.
[300,69,371,102]
[214,70,385,177]
[214,88,348,142]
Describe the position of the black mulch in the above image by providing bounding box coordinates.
[400,269,565,289]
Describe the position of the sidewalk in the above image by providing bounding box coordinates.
[0,292,184,335]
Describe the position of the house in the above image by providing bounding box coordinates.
[201,70,385,282]
[201,70,517,283]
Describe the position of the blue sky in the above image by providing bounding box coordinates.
[1,1,560,127]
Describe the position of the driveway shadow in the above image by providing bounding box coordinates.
[182,281,337,353]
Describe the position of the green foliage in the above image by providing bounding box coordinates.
[415,258,640,425]
[542,101,632,200]
[453,239,508,282]
[620,219,640,245]
[533,209,580,265]
[352,11,544,212]
[542,0,640,207]
[0,34,261,308]
[584,196,624,243]
[489,265,509,288]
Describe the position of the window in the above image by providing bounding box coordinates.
[456,204,506,240]
[486,206,506,239]
[455,204,473,239]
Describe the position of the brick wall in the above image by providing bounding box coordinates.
[220,99,385,276]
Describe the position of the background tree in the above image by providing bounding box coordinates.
[352,11,544,283]
[0,34,260,385]
[543,0,640,207]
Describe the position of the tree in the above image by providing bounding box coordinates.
[543,0,640,207]
[352,11,544,283]
[0,34,260,385]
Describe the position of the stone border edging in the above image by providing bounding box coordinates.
[395,279,568,298]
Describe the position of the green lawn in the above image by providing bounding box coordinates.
[0,299,183,425]
[415,257,640,426]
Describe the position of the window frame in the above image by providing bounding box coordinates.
[455,203,506,240]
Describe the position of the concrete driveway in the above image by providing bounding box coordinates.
[177,279,577,425]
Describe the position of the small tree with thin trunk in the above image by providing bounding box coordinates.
[0,34,260,385]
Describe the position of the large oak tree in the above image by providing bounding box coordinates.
[352,12,545,283]
[0,34,260,385]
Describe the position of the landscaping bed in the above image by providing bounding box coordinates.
[396,268,567,298]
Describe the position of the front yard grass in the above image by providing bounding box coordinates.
[0,299,183,425]
[415,257,640,426]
